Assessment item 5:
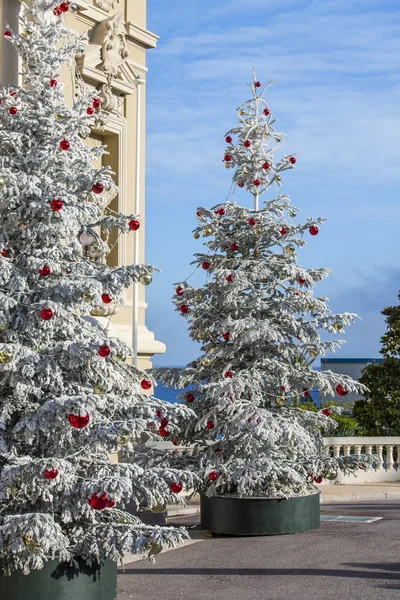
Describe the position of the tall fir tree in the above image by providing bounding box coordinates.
[155,72,372,499]
[0,0,197,576]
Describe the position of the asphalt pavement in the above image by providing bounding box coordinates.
[118,501,400,600]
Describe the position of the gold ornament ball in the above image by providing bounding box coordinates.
[224,162,231,169]
[275,396,286,407]
[194,294,203,302]
[274,175,282,183]
[0,176,6,189]
[253,226,263,236]
[306,304,313,312]
[239,109,246,115]
[289,210,297,218]
[93,385,106,396]
[202,357,212,367]
[325,471,338,481]
[24,534,40,550]
[274,135,282,143]
[196,331,207,340]
[82,292,93,302]
[285,244,296,255]
[309,349,319,358]
[193,232,200,239]
[0,349,14,364]
[239,210,248,221]
[117,433,131,447]
[139,273,153,286]
[149,542,163,556]
[23,26,34,37]
[202,226,214,237]
[334,322,343,331]
[151,503,167,514]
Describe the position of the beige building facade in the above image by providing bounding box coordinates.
[0,0,165,370]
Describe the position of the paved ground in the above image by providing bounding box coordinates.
[118,501,400,600]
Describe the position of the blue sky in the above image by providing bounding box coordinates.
[143,0,400,366]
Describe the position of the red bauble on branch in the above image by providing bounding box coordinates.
[263,108,270,116]
[92,183,104,194]
[101,293,112,304]
[298,277,305,285]
[39,265,51,277]
[9,107,17,115]
[92,98,100,109]
[225,136,232,143]
[209,472,218,482]
[50,199,63,211]
[69,413,90,429]
[179,304,189,314]
[224,154,232,162]
[253,179,261,187]
[53,7,62,15]
[248,218,256,226]
[224,371,233,379]
[159,427,169,438]
[44,468,59,480]
[59,139,70,151]
[59,2,69,12]
[262,162,270,170]
[170,482,183,494]
[303,389,310,398]
[255,81,261,88]
[50,79,57,88]
[1,250,7,257]
[226,274,233,282]
[314,476,323,484]
[289,157,296,164]
[309,226,319,236]
[86,107,94,116]
[89,492,109,511]
[40,308,53,321]
[141,379,152,390]
[98,345,110,358]
[202,262,210,270]
[207,420,215,430]
[244,140,251,148]
[280,227,287,236]
[185,393,194,403]
[3,31,11,38]
[230,242,239,251]
[175,286,184,296]
[129,219,140,231]
[321,408,331,417]
[336,384,348,397]
[223,332,230,341]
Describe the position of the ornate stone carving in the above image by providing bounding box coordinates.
[92,12,129,82]
[93,0,121,13]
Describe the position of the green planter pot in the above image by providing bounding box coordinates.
[0,558,117,600]
[200,490,320,536]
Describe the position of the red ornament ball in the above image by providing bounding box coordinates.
[217,208,225,215]
[225,136,232,143]
[128,219,140,231]
[298,277,305,285]
[50,199,63,211]
[50,79,57,88]
[156,409,162,419]
[1,249,6,257]
[255,81,261,88]
[9,107,17,115]
[223,332,230,341]
[101,293,112,304]
[3,31,11,38]
[262,162,270,170]
[202,261,210,270]
[230,242,238,251]
[86,107,94,116]
[321,408,331,417]
[315,476,323,484]
[289,157,296,165]
[248,218,256,226]
[44,468,59,480]
[40,308,53,321]
[336,384,348,397]
[244,140,251,148]
[159,427,169,438]
[207,420,215,429]
[175,286,184,296]
[9,91,16,97]
[53,7,62,15]
[172,438,179,446]
[281,385,286,391]
[263,108,270,116]
[224,371,233,379]
[224,154,232,162]
[141,379,152,390]
[69,413,90,429]
[226,274,233,282]
[253,179,261,187]
[92,98,101,109]
[280,227,287,235]
[179,304,189,314]
[92,183,104,194]
[98,345,111,358]
[303,389,310,398]
[60,139,70,151]
[59,2,69,12]
[107,499,115,508]
[185,393,194,403]
[160,418,168,428]
[209,472,218,482]
[215,447,222,453]
[39,264,51,277]
[170,482,183,494]
[89,492,108,511]
[309,226,319,236]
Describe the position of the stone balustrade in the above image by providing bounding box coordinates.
[147,437,400,484]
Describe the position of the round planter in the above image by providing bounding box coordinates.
[0,557,117,600]
[200,490,320,536]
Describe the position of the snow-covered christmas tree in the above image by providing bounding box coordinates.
[0,0,197,576]
[154,72,373,503]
